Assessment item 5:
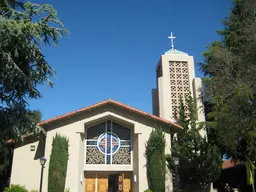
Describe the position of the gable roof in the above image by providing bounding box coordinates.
[38,99,182,129]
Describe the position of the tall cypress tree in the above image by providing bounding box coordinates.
[166,96,222,191]
[48,134,69,192]
[145,129,166,192]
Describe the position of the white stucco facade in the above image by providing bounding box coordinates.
[10,101,180,192]
[10,140,42,191]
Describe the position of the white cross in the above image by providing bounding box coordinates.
[168,32,176,49]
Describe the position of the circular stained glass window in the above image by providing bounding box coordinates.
[97,132,120,155]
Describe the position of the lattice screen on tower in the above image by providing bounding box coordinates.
[169,61,190,118]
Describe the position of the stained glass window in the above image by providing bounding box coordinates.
[85,121,131,165]
[97,132,120,155]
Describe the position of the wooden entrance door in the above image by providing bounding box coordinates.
[123,177,131,192]
[97,176,108,192]
[118,173,131,192]
[108,174,118,192]
[84,173,131,192]
[84,176,95,192]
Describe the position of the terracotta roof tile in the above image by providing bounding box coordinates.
[222,160,239,169]
[38,99,182,129]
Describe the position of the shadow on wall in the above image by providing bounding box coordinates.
[34,136,46,160]
[15,133,46,160]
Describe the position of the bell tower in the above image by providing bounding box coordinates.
[152,33,205,130]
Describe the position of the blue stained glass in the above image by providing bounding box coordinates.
[106,155,111,164]
[121,140,131,146]
[97,132,120,155]
[107,138,111,154]
[107,121,111,132]
[112,144,119,153]
[87,140,97,145]
[99,145,105,153]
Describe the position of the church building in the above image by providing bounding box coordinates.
[10,34,205,192]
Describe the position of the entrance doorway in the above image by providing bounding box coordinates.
[108,174,118,192]
[84,172,131,192]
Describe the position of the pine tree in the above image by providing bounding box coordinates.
[166,96,222,191]
[0,1,68,140]
[145,129,166,192]
[201,0,256,164]
[48,134,69,192]
[0,1,67,187]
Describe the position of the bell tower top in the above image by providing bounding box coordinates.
[165,32,188,56]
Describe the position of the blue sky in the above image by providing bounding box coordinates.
[30,0,232,120]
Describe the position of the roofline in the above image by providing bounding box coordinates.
[222,160,241,170]
[38,99,182,129]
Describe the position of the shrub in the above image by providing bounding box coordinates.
[48,134,69,192]
[144,189,153,192]
[145,129,166,192]
[3,185,28,192]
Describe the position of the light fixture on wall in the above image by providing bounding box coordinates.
[39,157,47,166]
[134,175,137,183]
[80,174,83,183]
[173,157,179,166]
[173,157,179,189]
[39,157,47,192]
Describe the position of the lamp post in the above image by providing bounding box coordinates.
[173,157,180,190]
[39,157,47,192]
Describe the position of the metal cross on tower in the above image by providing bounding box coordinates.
[168,32,176,49]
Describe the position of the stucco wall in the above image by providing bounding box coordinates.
[10,140,42,191]
[193,78,207,138]
[43,120,83,192]
[11,106,176,192]
[77,133,85,192]
[132,133,139,192]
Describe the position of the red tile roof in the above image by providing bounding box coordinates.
[38,99,182,129]
[222,160,239,169]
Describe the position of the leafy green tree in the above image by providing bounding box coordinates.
[201,0,256,165]
[48,134,69,192]
[0,1,68,141]
[145,129,166,192]
[0,0,68,188]
[0,0,15,7]
[166,96,222,191]
[0,0,68,144]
